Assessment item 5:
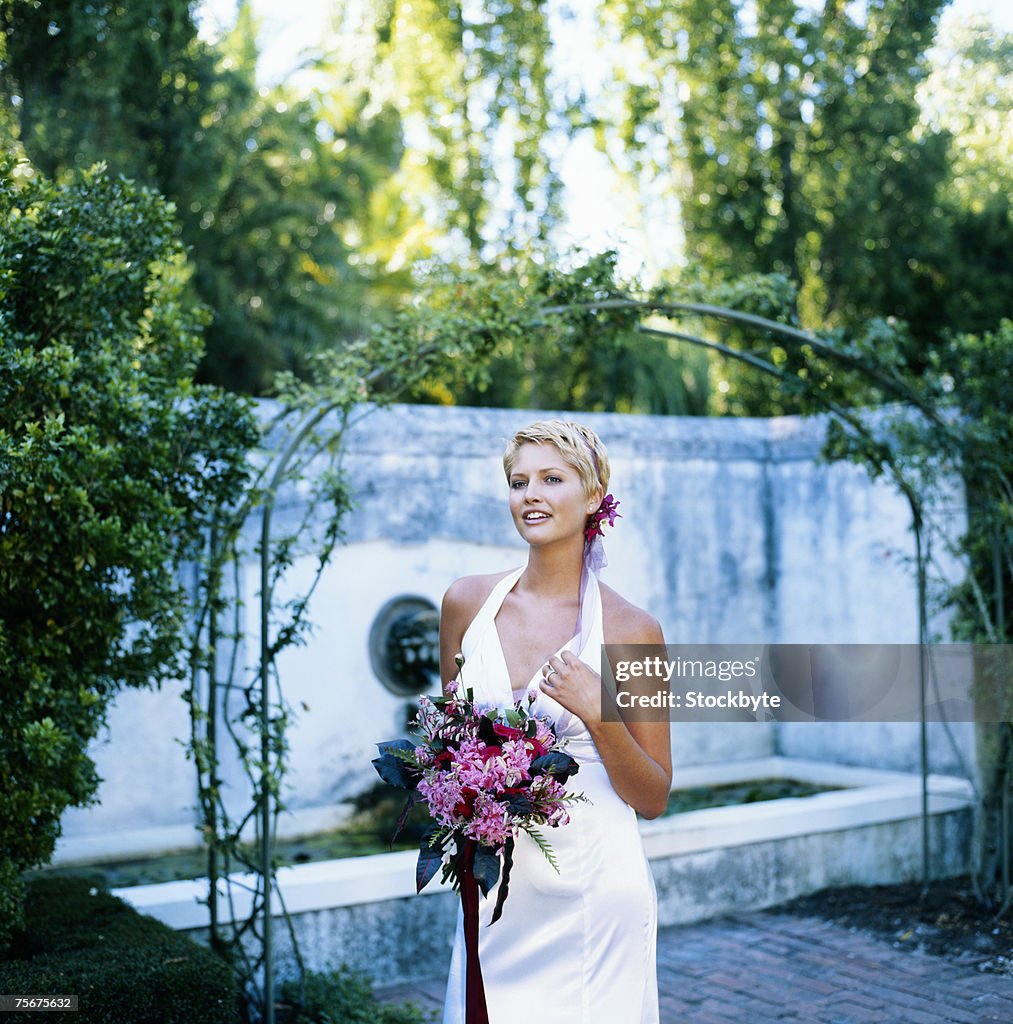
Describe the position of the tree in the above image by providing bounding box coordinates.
[909,18,1013,342]
[597,0,972,412]
[604,0,948,308]
[367,0,565,257]
[0,0,409,393]
[0,159,257,949]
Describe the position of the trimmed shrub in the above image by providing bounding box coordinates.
[0,876,240,1024]
[278,966,434,1024]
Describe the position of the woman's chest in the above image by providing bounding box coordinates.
[493,594,579,691]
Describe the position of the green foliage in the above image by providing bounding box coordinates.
[607,0,949,321]
[278,966,433,1024]
[912,19,1013,342]
[372,0,565,255]
[600,0,1011,413]
[3,1,1009,411]
[0,1,407,393]
[183,7,409,392]
[930,323,1013,643]
[0,159,257,949]
[809,317,1013,900]
[0,876,241,1024]
[397,251,710,413]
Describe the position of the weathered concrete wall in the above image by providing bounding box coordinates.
[55,404,972,864]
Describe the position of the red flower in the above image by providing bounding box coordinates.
[492,722,524,742]
[584,493,622,542]
[454,786,479,819]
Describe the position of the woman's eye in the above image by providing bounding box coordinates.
[510,480,526,489]
[546,475,562,484]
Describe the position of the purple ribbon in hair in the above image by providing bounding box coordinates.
[573,494,621,652]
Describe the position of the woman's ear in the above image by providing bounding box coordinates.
[586,486,604,514]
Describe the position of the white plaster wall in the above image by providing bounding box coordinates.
[54,403,973,863]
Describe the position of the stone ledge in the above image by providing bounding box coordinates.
[112,758,974,939]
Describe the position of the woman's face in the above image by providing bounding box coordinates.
[507,442,600,547]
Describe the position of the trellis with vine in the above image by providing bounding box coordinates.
[183,259,1010,1023]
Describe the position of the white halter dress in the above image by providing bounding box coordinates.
[441,567,659,1024]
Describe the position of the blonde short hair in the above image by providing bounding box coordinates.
[502,420,610,500]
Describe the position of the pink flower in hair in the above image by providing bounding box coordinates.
[584,493,621,542]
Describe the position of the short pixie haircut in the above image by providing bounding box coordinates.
[502,420,610,500]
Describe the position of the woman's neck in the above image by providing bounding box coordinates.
[519,538,584,599]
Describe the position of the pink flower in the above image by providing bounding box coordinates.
[584,493,621,542]
[499,740,533,785]
[379,685,584,904]
[417,772,465,828]
[547,804,571,827]
[466,795,513,848]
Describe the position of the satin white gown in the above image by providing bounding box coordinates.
[441,567,659,1024]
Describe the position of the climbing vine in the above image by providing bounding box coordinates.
[186,255,1010,1021]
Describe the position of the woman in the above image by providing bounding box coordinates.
[439,420,671,1024]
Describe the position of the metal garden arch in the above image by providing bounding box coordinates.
[224,299,963,1023]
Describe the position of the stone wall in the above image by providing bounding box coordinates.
[54,404,972,864]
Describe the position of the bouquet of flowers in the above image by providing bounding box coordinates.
[372,659,585,1024]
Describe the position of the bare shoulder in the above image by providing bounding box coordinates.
[599,582,665,645]
[440,571,515,687]
[442,570,515,623]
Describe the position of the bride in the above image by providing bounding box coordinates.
[439,420,671,1024]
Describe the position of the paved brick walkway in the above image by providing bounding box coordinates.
[375,909,1013,1023]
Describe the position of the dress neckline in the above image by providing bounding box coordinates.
[487,567,582,702]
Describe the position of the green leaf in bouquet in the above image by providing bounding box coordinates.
[372,739,419,790]
[473,845,501,897]
[477,715,500,746]
[503,792,532,815]
[521,825,560,874]
[417,828,445,893]
[490,838,515,924]
[530,751,580,783]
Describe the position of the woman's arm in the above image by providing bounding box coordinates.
[542,601,672,819]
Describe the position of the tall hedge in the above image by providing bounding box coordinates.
[0,160,257,950]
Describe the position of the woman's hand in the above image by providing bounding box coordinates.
[540,650,601,724]
[540,593,673,819]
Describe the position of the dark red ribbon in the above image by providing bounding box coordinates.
[458,838,490,1024]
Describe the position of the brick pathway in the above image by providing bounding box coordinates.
[375,909,1013,1023]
